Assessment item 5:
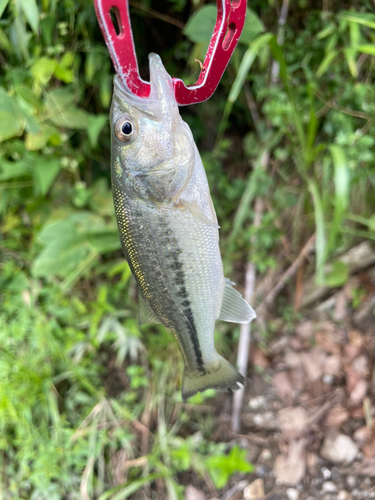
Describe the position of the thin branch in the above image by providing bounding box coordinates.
[129,1,185,30]
[257,233,316,314]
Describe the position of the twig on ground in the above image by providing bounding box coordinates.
[257,234,316,314]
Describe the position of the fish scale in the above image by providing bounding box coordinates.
[111,53,256,400]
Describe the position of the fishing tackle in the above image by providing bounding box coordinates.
[94,0,246,105]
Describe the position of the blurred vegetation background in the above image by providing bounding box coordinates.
[1,0,375,498]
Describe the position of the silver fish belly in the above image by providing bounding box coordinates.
[110,53,256,400]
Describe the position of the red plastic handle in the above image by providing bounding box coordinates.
[94,0,246,105]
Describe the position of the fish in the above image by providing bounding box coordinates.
[110,53,256,401]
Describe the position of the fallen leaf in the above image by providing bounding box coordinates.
[272,371,294,405]
[324,405,349,428]
[296,321,314,339]
[252,346,270,369]
[315,324,343,355]
[273,439,306,485]
[359,458,375,476]
[350,379,368,405]
[302,348,327,382]
[277,407,308,438]
[343,330,364,362]
[185,485,205,500]
[323,355,342,377]
[243,478,265,500]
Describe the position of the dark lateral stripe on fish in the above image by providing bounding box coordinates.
[158,219,205,373]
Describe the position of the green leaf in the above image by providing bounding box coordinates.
[316,50,338,78]
[338,11,375,29]
[327,145,350,252]
[26,124,57,151]
[98,474,164,500]
[217,33,272,141]
[54,52,75,83]
[308,179,326,284]
[31,57,57,85]
[45,89,90,129]
[357,44,375,56]
[183,5,216,44]
[343,48,358,78]
[0,0,9,18]
[0,88,24,141]
[206,445,254,489]
[330,145,350,214]
[184,6,264,47]
[19,0,39,33]
[325,261,349,288]
[0,160,31,180]
[87,115,108,148]
[239,9,264,45]
[32,157,61,196]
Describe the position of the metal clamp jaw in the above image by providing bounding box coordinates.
[94,0,246,105]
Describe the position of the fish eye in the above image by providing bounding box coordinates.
[115,118,135,142]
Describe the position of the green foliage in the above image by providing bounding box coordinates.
[1,0,375,497]
[206,445,254,488]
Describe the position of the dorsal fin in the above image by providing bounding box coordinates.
[218,279,256,324]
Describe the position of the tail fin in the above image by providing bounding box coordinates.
[182,355,245,401]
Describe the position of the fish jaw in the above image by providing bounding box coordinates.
[111,54,195,204]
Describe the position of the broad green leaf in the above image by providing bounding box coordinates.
[33,221,88,278]
[87,114,108,148]
[45,88,89,129]
[49,107,90,129]
[183,5,216,44]
[0,160,30,180]
[86,232,121,253]
[25,124,57,151]
[239,9,264,45]
[325,261,349,288]
[0,0,9,19]
[32,157,61,196]
[358,44,375,56]
[184,6,264,46]
[31,57,57,85]
[19,0,39,33]
[0,88,24,141]
[54,51,75,83]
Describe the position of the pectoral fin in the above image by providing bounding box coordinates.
[138,293,161,325]
[180,199,220,229]
[218,279,256,324]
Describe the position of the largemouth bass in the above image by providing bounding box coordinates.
[111,53,256,400]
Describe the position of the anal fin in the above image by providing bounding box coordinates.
[138,293,161,325]
[218,278,256,324]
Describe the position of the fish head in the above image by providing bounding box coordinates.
[111,53,195,203]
